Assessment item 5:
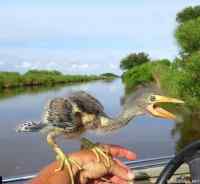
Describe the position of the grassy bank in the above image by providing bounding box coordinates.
[0,70,116,90]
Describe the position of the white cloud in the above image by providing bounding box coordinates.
[0,47,124,74]
[0,48,123,74]
[19,61,32,68]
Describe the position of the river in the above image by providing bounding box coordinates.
[0,79,193,177]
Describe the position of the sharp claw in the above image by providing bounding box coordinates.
[55,156,68,172]
[55,166,63,172]
[90,146,111,169]
[94,147,111,168]
[91,148,100,162]
[55,160,65,172]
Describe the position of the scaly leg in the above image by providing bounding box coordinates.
[47,131,82,184]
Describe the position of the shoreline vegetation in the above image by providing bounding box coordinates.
[0,70,118,91]
[121,5,200,109]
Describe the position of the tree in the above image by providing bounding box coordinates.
[175,17,200,54]
[176,6,200,24]
[120,52,150,70]
[178,52,200,107]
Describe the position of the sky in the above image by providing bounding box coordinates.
[0,0,199,74]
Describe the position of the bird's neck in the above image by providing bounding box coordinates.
[100,110,142,131]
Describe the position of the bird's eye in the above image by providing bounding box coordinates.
[150,95,156,102]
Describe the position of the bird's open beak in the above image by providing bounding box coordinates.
[146,95,184,120]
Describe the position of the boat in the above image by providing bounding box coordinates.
[2,155,190,184]
[5,138,200,184]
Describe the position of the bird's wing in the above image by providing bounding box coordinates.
[42,98,77,131]
[69,91,105,115]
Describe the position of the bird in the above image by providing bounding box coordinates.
[16,83,184,184]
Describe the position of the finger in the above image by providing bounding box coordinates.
[102,144,137,160]
[110,176,131,184]
[95,182,112,184]
[113,158,129,170]
[110,160,134,181]
[91,175,130,184]
[92,175,113,184]
[94,175,130,184]
[89,179,111,184]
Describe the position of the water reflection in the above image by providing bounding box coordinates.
[0,85,63,100]
[0,81,112,101]
[172,110,200,152]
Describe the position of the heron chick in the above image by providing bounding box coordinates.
[16,86,184,184]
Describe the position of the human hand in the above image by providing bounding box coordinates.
[30,144,136,184]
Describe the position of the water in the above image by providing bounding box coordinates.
[0,79,184,177]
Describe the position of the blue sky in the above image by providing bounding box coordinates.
[0,1,199,74]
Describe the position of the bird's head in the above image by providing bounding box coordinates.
[16,121,39,132]
[145,94,184,120]
[122,84,185,121]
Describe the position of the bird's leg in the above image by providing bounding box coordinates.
[47,131,82,184]
[80,137,111,168]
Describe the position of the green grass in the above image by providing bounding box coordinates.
[122,59,170,92]
[122,62,154,92]
[0,70,110,91]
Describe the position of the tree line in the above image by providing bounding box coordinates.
[0,70,116,90]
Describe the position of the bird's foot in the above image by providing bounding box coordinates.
[81,138,114,183]
[54,147,82,184]
[81,137,111,168]
[91,147,111,168]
